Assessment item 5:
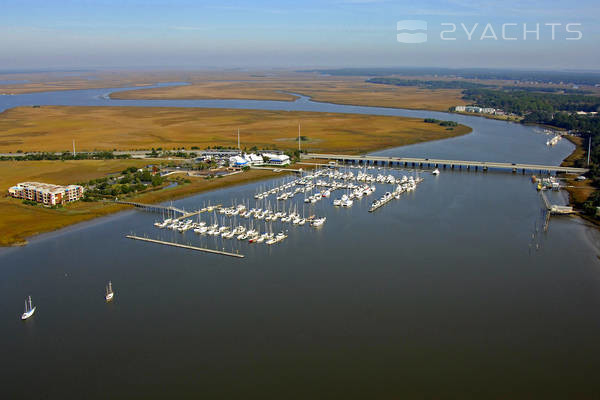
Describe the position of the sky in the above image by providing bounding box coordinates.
[1,0,599,70]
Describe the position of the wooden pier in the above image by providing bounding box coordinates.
[172,205,222,222]
[125,235,245,258]
[114,200,222,222]
[250,166,304,173]
[115,200,186,215]
[540,191,574,215]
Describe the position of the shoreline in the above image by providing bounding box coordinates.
[109,86,460,113]
[560,135,599,228]
[1,168,288,247]
[1,90,594,247]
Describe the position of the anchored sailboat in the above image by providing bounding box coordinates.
[21,296,36,320]
[105,281,114,302]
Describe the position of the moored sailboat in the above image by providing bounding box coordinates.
[21,296,36,320]
[105,281,114,302]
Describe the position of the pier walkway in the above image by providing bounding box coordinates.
[540,191,574,215]
[250,166,304,173]
[115,200,186,215]
[302,153,589,174]
[114,200,222,221]
[125,235,245,258]
[173,205,222,222]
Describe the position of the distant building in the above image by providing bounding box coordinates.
[455,105,497,114]
[8,182,84,205]
[228,155,249,167]
[244,153,264,165]
[263,153,291,166]
[228,153,264,167]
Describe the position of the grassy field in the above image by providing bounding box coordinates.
[111,77,466,111]
[0,70,195,94]
[0,103,471,246]
[0,160,283,246]
[0,106,471,154]
[1,70,466,111]
[561,136,596,205]
[0,159,148,246]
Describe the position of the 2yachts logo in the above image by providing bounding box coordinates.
[396,20,428,43]
[397,21,582,43]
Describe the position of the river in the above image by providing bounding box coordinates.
[1,84,599,399]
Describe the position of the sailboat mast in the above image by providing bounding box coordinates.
[298,123,301,152]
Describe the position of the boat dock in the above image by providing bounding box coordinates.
[114,200,186,216]
[540,191,574,215]
[250,166,304,173]
[302,153,589,174]
[125,235,245,258]
[172,205,222,222]
[114,200,222,221]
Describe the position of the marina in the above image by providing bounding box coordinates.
[146,166,427,250]
[2,86,599,399]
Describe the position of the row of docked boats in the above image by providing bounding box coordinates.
[150,167,430,251]
[253,167,424,202]
[369,176,423,212]
[533,175,561,191]
[546,134,562,146]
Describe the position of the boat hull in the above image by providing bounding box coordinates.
[21,307,36,320]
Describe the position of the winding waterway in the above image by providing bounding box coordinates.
[1,84,599,399]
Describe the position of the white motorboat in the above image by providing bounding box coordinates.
[311,217,326,227]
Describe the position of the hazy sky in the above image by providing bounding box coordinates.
[1,0,598,70]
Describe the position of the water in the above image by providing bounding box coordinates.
[0,80,30,85]
[1,85,599,399]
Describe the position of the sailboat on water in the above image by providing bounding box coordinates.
[21,296,36,320]
[105,281,114,302]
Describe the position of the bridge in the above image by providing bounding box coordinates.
[301,153,589,174]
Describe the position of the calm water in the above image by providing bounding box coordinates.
[1,86,600,399]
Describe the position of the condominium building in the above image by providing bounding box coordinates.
[455,105,497,114]
[8,182,84,206]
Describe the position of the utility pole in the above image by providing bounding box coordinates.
[72,139,76,157]
[298,123,301,152]
[237,128,240,152]
[588,134,592,166]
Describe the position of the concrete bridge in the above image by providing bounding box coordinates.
[301,153,589,175]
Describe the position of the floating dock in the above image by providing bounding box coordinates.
[125,235,245,258]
